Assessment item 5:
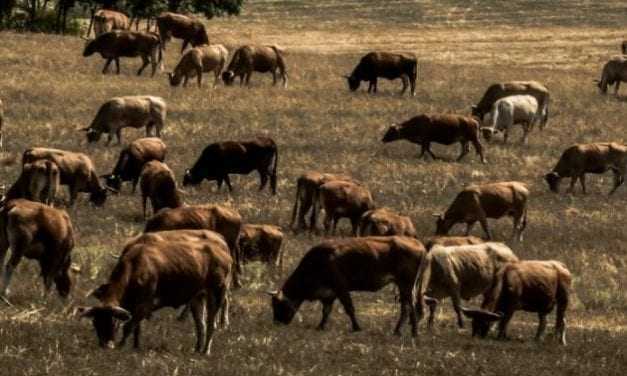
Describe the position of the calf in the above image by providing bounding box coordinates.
[83,30,162,76]
[461,260,571,345]
[472,81,550,129]
[481,95,539,144]
[102,137,167,193]
[313,180,374,236]
[169,44,229,87]
[239,224,284,273]
[94,9,130,36]
[222,45,288,88]
[156,12,209,53]
[416,242,519,328]
[422,235,484,251]
[289,171,357,232]
[0,199,74,299]
[435,181,529,241]
[183,137,278,195]
[545,142,627,195]
[81,96,166,145]
[79,230,231,354]
[269,236,428,337]
[346,52,417,96]
[22,148,110,206]
[2,160,60,206]
[358,207,416,237]
[382,114,486,163]
[139,161,182,218]
[595,56,627,95]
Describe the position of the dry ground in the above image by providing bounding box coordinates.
[0,1,626,375]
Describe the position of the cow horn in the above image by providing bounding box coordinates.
[104,186,118,193]
[0,294,13,307]
[265,290,279,297]
[79,127,91,132]
[431,213,441,217]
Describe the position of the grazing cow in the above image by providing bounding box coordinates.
[382,114,486,163]
[139,161,182,218]
[544,142,627,195]
[79,230,231,354]
[472,81,550,129]
[0,98,4,149]
[313,180,374,236]
[22,148,111,207]
[289,171,357,232]
[156,12,209,53]
[481,95,539,144]
[2,160,60,206]
[81,96,167,145]
[435,181,529,241]
[595,56,627,95]
[93,9,130,36]
[0,199,74,299]
[622,40,627,55]
[346,52,417,96]
[269,236,428,337]
[416,242,519,328]
[239,224,284,273]
[221,45,288,88]
[102,137,167,193]
[144,204,243,285]
[169,44,229,87]
[83,30,162,76]
[358,207,416,237]
[461,260,571,345]
[183,137,278,195]
[422,235,484,251]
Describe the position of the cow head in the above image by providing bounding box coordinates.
[182,169,202,186]
[101,174,122,192]
[382,125,401,143]
[481,127,496,141]
[222,71,235,86]
[79,305,132,348]
[345,75,360,91]
[268,290,298,325]
[82,39,97,57]
[461,308,502,338]
[471,105,481,118]
[80,127,102,143]
[90,187,109,207]
[54,268,72,298]
[434,213,452,235]
[594,79,607,94]
[168,72,182,87]
[544,172,561,193]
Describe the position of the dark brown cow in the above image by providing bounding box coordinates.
[139,161,182,218]
[156,12,209,53]
[346,52,417,96]
[0,199,74,299]
[462,260,571,345]
[595,56,627,95]
[269,236,428,337]
[83,30,162,76]
[382,114,486,163]
[79,230,231,354]
[289,171,357,232]
[622,40,627,55]
[313,180,374,236]
[545,142,627,195]
[422,235,484,251]
[102,137,167,193]
[222,45,288,88]
[358,207,416,237]
[239,224,284,273]
[435,181,529,241]
[183,137,278,195]
[94,9,130,36]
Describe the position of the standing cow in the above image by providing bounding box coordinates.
[168,44,229,87]
[595,56,627,95]
[358,207,416,237]
[156,12,209,53]
[345,52,417,96]
[222,45,288,88]
[481,95,540,144]
[93,9,130,36]
[313,180,374,236]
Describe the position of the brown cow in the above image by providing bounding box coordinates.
[168,44,229,87]
[222,45,288,88]
[471,81,550,129]
[358,207,416,237]
[139,161,182,218]
[94,9,130,36]
[156,12,209,54]
[313,180,374,236]
[239,224,284,273]
[2,160,60,206]
[79,230,231,354]
[22,148,111,207]
[83,30,162,76]
[435,181,529,241]
[422,235,484,251]
[0,199,74,299]
[382,114,486,163]
[289,171,357,232]
[595,56,627,95]
[270,236,428,337]
[0,98,4,149]
[622,40,627,55]
[545,142,627,195]
[462,260,571,345]
[345,52,417,96]
[102,137,167,193]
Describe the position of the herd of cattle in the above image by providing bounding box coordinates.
[1,9,626,356]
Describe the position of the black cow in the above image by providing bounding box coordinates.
[345,52,417,96]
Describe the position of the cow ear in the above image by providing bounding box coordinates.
[110,306,132,321]
[86,284,109,300]
[266,290,279,297]
[77,306,97,319]
[461,307,501,321]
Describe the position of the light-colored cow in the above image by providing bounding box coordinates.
[481,95,541,144]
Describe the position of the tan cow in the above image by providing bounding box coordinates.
[358,207,416,237]
[595,56,627,95]
[239,224,284,273]
[313,180,374,236]
[139,161,182,218]
[94,9,130,36]
[422,235,484,251]
[169,44,229,87]
[222,45,288,88]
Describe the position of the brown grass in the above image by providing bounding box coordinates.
[0,1,626,375]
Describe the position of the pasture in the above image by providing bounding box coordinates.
[0,1,626,375]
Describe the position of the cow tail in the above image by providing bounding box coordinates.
[542,95,550,130]
[289,179,302,229]
[270,145,278,195]
[414,251,432,322]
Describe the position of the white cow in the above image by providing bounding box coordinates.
[481,95,542,144]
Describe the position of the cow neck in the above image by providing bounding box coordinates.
[280,274,305,308]
[100,261,132,308]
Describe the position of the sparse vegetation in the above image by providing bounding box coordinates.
[0,1,625,375]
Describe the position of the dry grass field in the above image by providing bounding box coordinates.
[1,1,626,375]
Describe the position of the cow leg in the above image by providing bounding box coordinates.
[395,284,418,337]
[457,142,470,162]
[150,52,157,77]
[68,185,79,207]
[224,175,233,192]
[258,170,268,191]
[497,310,514,340]
[367,81,374,93]
[615,81,621,96]
[350,216,361,237]
[102,58,113,74]
[323,212,332,235]
[197,69,203,88]
[137,56,149,76]
[272,70,277,86]
[610,169,624,195]
[119,318,140,348]
[317,298,335,330]
[451,292,465,328]
[372,78,378,93]
[131,178,138,194]
[579,174,587,194]
[427,300,438,329]
[142,194,148,219]
[1,245,24,297]
[425,143,439,160]
[115,129,122,145]
[181,40,189,54]
[219,293,230,328]
[190,295,207,352]
[400,75,408,95]
[479,217,492,240]
[203,284,227,355]
[115,58,120,74]
[567,176,577,194]
[330,274,361,332]
[245,72,252,87]
[465,222,475,236]
[331,215,339,236]
[535,313,547,342]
